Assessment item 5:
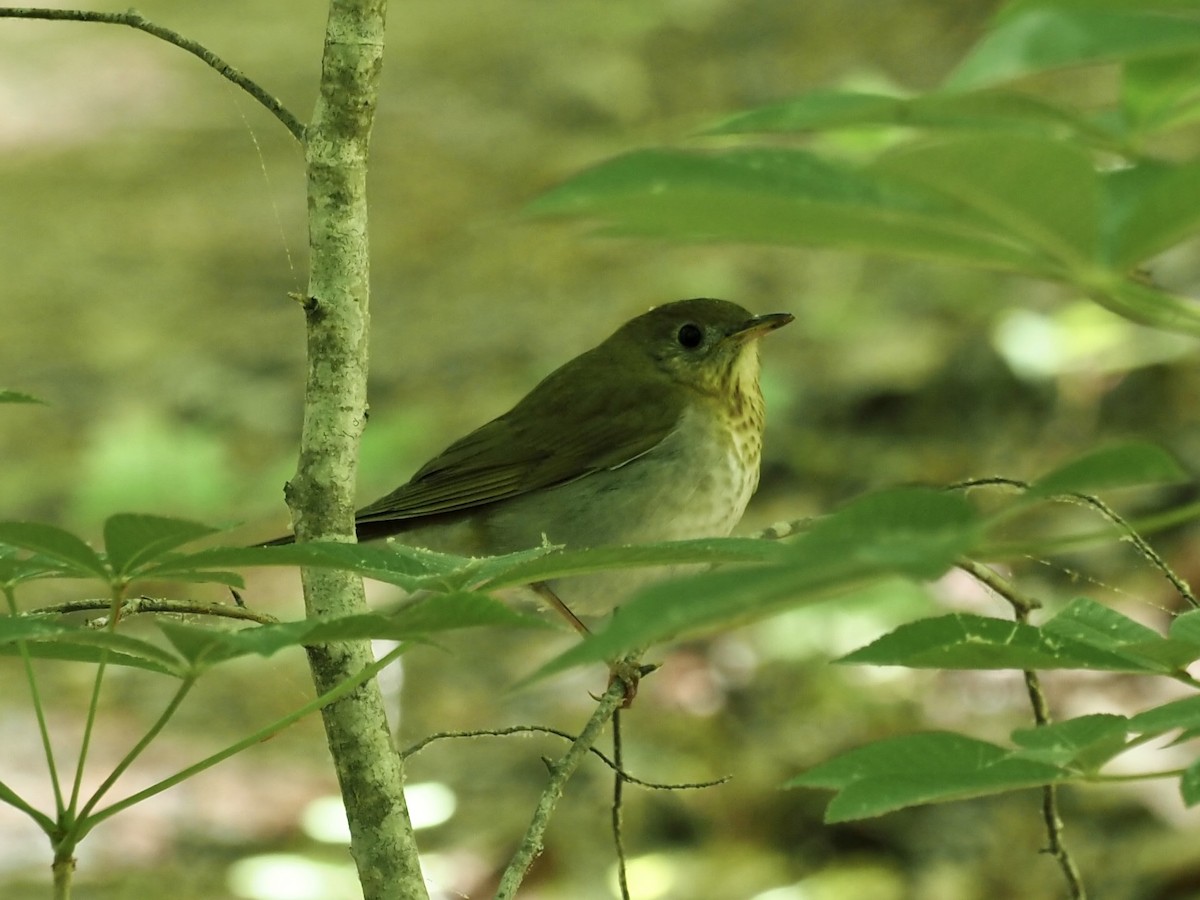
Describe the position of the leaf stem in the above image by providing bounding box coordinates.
[77,642,407,837]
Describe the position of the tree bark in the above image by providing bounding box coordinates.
[293,2,428,898]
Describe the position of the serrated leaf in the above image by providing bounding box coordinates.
[102,514,220,578]
[479,537,785,591]
[159,592,547,669]
[1169,609,1200,646]
[709,89,1105,145]
[1010,714,1130,770]
[0,547,75,587]
[145,542,469,593]
[1028,442,1189,498]
[0,523,109,579]
[788,732,1070,822]
[872,134,1100,266]
[1043,597,1199,669]
[1129,695,1200,738]
[527,488,978,681]
[839,612,1170,673]
[530,147,1047,274]
[949,7,1200,91]
[0,616,183,676]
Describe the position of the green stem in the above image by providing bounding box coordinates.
[66,586,125,814]
[75,677,197,824]
[77,642,407,839]
[0,777,55,832]
[5,585,65,815]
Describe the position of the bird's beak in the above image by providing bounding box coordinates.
[727,312,794,343]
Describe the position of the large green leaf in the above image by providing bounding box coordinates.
[102,514,220,579]
[1026,442,1189,498]
[1009,714,1131,770]
[0,616,183,676]
[145,542,475,593]
[709,89,1109,146]
[949,6,1200,91]
[1128,695,1200,737]
[838,612,1170,673]
[0,522,109,580]
[478,537,786,591]
[1044,598,1199,670]
[158,592,547,670]
[530,148,1049,274]
[872,134,1100,267]
[788,732,1070,822]
[1104,162,1200,268]
[528,488,978,679]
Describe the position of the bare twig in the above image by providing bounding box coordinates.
[612,708,631,900]
[25,596,279,626]
[494,672,628,899]
[0,7,306,142]
[401,725,728,791]
[958,559,1087,900]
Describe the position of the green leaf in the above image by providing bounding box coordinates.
[158,592,546,670]
[1010,714,1130,770]
[838,612,1165,672]
[1105,162,1200,268]
[527,488,978,680]
[1027,442,1188,498]
[479,537,786,591]
[709,89,1106,145]
[530,147,1048,274]
[0,390,45,405]
[102,514,220,579]
[788,732,1070,822]
[949,7,1200,91]
[1182,756,1200,807]
[0,546,75,587]
[1167,608,1200,646]
[1122,52,1200,134]
[145,542,471,592]
[1128,695,1200,738]
[872,134,1100,267]
[0,522,109,579]
[1043,597,1199,669]
[0,616,183,676]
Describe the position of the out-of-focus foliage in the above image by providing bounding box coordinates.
[4,1,1200,899]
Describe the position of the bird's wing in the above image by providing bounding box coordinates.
[354,364,684,524]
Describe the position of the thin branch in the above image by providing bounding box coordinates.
[0,7,305,142]
[25,596,279,626]
[494,673,629,900]
[958,559,1087,900]
[401,725,728,791]
[612,708,631,900]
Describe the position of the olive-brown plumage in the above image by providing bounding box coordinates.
[272,298,792,616]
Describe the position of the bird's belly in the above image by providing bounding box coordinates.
[481,413,759,615]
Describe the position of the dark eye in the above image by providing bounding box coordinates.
[676,323,704,349]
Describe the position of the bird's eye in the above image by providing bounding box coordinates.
[676,323,704,349]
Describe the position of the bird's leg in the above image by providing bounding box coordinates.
[531,581,591,636]
[531,582,650,707]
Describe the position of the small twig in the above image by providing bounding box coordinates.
[612,707,631,900]
[401,725,728,791]
[25,597,279,626]
[494,671,628,899]
[958,559,1087,900]
[0,7,306,142]
[955,558,1042,617]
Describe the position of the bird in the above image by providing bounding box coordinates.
[268,298,792,628]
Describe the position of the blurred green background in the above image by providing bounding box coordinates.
[4,1,1200,898]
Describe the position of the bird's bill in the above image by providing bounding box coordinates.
[727,311,794,343]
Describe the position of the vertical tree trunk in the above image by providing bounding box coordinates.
[292,2,428,897]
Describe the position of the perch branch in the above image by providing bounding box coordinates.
[26,596,279,626]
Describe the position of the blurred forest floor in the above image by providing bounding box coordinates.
[3,1,1200,898]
